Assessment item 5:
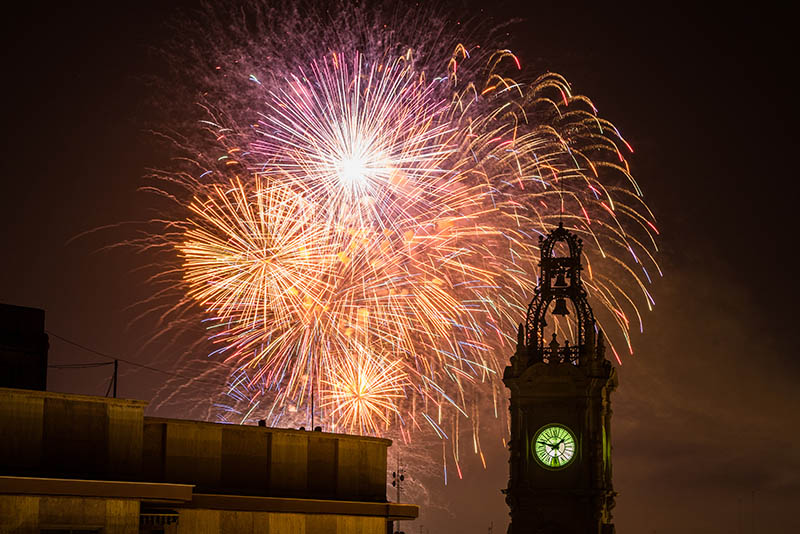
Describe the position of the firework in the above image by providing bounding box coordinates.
[321,351,408,435]
[150,1,660,468]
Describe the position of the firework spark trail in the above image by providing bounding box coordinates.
[321,350,408,435]
[252,52,458,229]
[147,1,660,473]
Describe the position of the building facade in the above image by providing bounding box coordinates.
[0,304,417,534]
[0,304,48,391]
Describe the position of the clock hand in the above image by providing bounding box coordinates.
[537,441,558,452]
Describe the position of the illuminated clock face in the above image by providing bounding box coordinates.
[533,424,576,469]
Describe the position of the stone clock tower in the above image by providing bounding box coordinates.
[503,223,617,534]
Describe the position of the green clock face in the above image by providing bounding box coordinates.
[533,424,576,469]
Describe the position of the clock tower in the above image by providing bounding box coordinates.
[503,223,617,534]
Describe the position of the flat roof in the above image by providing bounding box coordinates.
[0,386,148,407]
[145,415,393,446]
[0,475,192,503]
[0,303,45,333]
[0,387,393,445]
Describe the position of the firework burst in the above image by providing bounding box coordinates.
[147,1,660,472]
[322,351,408,435]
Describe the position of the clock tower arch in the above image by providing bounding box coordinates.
[503,223,617,534]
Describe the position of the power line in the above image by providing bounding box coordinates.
[46,330,225,387]
[49,362,114,369]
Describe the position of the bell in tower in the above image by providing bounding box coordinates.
[551,297,570,316]
[503,223,618,534]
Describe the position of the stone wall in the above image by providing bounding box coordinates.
[143,418,388,502]
[0,495,139,534]
[0,388,146,481]
[173,510,385,534]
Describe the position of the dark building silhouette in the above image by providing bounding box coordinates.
[0,303,48,391]
[0,304,417,533]
[503,224,617,533]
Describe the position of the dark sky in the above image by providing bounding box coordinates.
[1,2,797,532]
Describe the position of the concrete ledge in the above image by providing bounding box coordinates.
[144,416,393,445]
[0,475,193,503]
[190,493,419,520]
[0,477,418,520]
[0,386,149,407]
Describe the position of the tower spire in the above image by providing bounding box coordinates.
[503,223,618,534]
[516,222,596,368]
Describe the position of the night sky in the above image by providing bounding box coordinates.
[1,2,797,532]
